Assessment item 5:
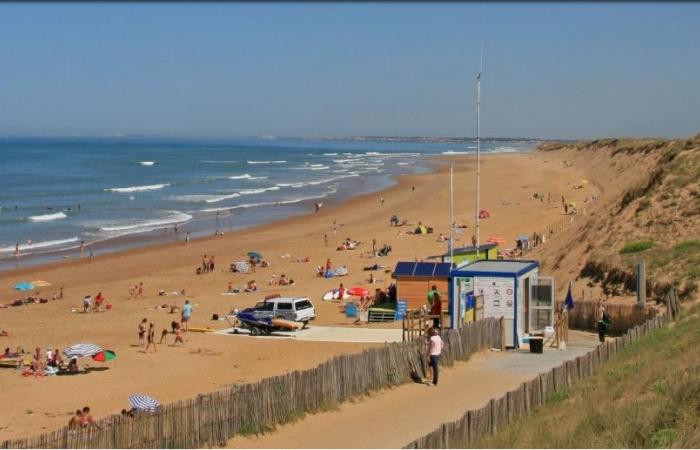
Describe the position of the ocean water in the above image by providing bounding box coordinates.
[0,137,537,269]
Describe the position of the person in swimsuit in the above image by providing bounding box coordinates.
[145,323,157,353]
[138,318,147,348]
[68,410,83,428]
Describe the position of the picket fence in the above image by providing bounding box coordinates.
[403,312,671,448]
[1,318,502,449]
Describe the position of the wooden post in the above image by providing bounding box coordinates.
[499,316,506,351]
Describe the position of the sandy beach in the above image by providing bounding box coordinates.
[0,150,596,439]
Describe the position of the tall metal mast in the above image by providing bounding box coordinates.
[450,163,454,264]
[475,45,483,258]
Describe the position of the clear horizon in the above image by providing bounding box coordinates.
[1,3,699,140]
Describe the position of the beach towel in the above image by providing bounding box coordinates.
[333,267,348,277]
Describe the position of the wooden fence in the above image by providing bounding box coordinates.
[556,300,658,333]
[0,318,503,449]
[403,312,672,449]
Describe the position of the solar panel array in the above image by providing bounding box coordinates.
[392,262,452,278]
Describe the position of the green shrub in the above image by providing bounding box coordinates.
[620,240,655,254]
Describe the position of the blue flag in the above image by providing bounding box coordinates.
[565,283,574,310]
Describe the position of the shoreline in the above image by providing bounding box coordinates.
[0,154,455,277]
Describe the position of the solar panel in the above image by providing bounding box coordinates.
[393,262,416,277]
[434,263,452,277]
[413,262,436,277]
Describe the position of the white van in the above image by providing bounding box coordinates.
[253,296,316,327]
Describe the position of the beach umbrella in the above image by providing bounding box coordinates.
[347,287,369,297]
[14,282,34,291]
[129,394,160,412]
[31,280,51,287]
[63,343,103,358]
[92,350,117,362]
[247,251,262,259]
[487,236,506,245]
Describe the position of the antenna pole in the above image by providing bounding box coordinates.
[475,45,483,259]
[450,163,454,264]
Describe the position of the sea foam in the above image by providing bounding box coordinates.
[28,211,68,222]
[106,183,170,193]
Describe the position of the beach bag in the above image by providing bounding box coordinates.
[234,261,249,273]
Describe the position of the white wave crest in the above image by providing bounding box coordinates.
[228,174,268,180]
[239,186,280,195]
[139,161,155,166]
[247,160,287,165]
[441,150,471,155]
[0,237,79,253]
[205,193,241,203]
[99,212,192,232]
[106,183,170,193]
[28,211,68,222]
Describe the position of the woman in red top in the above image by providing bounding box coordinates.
[430,291,442,329]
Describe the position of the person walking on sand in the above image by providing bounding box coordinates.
[426,327,444,386]
[324,234,328,247]
[209,255,215,272]
[145,323,157,353]
[372,238,377,256]
[181,300,193,332]
[185,231,190,244]
[138,318,147,349]
[80,241,85,258]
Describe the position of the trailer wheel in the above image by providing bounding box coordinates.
[250,327,261,337]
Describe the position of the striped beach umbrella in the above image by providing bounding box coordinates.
[129,394,160,412]
[63,343,103,358]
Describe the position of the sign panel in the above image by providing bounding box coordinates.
[396,300,408,320]
[474,276,515,319]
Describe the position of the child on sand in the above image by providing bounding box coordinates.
[174,327,185,346]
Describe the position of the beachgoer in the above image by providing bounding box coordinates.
[202,254,208,273]
[67,358,79,372]
[426,327,444,386]
[138,318,147,348]
[185,232,190,244]
[52,292,57,301]
[338,283,346,299]
[160,328,168,344]
[471,235,477,247]
[372,238,377,255]
[81,407,101,429]
[380,197,384,206]
[332,220,337,235]
[412,185,415,192]
[69,410,83,428]
[598,307,611,343]
[181,300,193,331]
[82,295,92,313]
[174,327,185,346]
[209,255,215,272]
[325,258,332,273]
[146,323,157,352]
[138,282,143,297]
[430,289,442,329]
[59,287,64,299]
[80,241,85,258]
[324,234,328,247]
[49,348,63,368]
[94,292,105,311]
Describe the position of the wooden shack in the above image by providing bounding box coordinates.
[391,261,452,311]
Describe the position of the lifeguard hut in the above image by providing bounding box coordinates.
[449,260,554,348]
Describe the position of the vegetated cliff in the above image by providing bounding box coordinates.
[533,134,700,302]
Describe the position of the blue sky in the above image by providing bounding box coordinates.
[0,3,698,139]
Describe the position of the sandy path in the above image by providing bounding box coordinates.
[0,151,596,439]
[228,353,528,449]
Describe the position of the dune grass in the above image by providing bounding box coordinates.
[476,304,700,448]
[620,240,655,254]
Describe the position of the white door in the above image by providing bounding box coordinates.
[529,277,554,333]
